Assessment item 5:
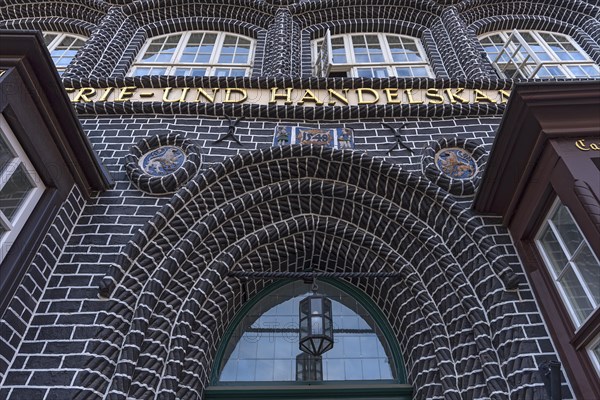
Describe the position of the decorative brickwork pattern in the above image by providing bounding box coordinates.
[1,0,596,399]
[0,186,85,388]
[74,145,548,400]
[68,6,127,78]
[263,8,298,76]
[441,7,487,79]
[0,113,572,399]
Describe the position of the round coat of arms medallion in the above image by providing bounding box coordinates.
[434,148,477,180]
[125,133,202,194]
[139,145,186,176]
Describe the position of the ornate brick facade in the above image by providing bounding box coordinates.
[1,1,598,399]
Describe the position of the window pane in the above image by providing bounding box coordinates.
[356,67,388,78]
[539,227,569,275]
[591,340,600,370]
[218,281,396,382]
[566,64,600,78]
[395,66,428,77]
[0,163,34,221]
[219,54,234,63]
[331,37,347,63]
[132,67,168,76]
[551,206,583,255]
[535,66,567,78]
[50,36,85,68]
[573,245,600,304]
[43,33,58,47]
[182,32,215,63]
[0,134,14,172]
[352,35,384,63]
[559,267,594,324]
[213,68,246,77]
[141,35,180,63]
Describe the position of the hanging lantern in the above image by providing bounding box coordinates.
[296,352,323,381]
[299,280,334,356]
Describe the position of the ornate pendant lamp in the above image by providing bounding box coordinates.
[299,279,334,356]
[295,352,323,381]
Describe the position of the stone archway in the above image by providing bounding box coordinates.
[78,145,530,400]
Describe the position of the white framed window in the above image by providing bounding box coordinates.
[589,335,600,377]
[43,32,87,75]
[129,31,255,77]
[0,114,45,261]
[480,30,600,79]
[313,32,433,78]
[536,200,600,327]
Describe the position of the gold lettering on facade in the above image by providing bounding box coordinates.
[223,88,248,103]
[162,87,190,102]
[73,87,96,103]
[327,89,349,105]
[499,90,510,103]
[576,139,600,151]
[444,88,469,104]
[403,88,423,104]
[98,87,114,102]
[356,88,380,104]
[298,89,324,105]
[576,139,589,151]
[383,88,401,104]
[269,87,293,104]
[115,86,137,102]
[425,88,444,104]
[66,87,513,106]
[474,89,495,103]
[194,88,219,103]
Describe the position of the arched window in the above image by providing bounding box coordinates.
[208,280,411,399]
[129,31,255,77]
[479,30,600,79]
[313,32,433,78]
[43,32,86,75]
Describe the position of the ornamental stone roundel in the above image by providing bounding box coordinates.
[422,137,487,196]
[125,133,202,195]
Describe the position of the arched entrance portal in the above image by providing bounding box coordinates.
[78,145,530,400]
[206,279,412,399]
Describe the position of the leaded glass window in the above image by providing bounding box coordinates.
[130,31,254,77]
